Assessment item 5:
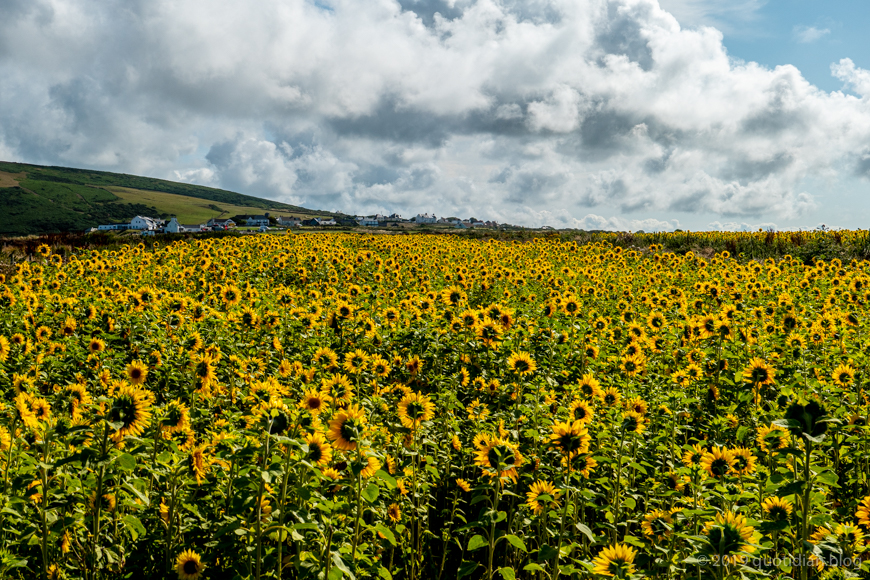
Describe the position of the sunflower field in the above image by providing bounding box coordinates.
[2,233,870,580]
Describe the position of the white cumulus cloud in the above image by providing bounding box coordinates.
[1,0,870,228]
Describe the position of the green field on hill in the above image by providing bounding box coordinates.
[0,161,332,236]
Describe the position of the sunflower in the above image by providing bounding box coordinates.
[592,543,637,577]
[682,443,706,469]
[304,432,333,467]
[466,399,490,421]
[327,405,367,451]
[0,336,8,363]
[624,396,648,416]
[832,364,856,387]
[619,353,645,377]
[549,420,591,460]
[160,400,190,433]
[568,400,594,425]
[576,374,603,398]
[742,357,775,387]
[397,392,435,429]
[313,347,339,369]
[664,472,689,492]
[35,326,52,342]
[107,386,152,440]
[856,495,870,528]
[756,423,789,453]
[730,447,757,476]
[191,354,217,388]
[350,450,381,478]
[456,478,471,492]
[507,351,537,377]
[642,509,676,540]
[342,349,368,374]
[701,511,756,564]
[474,435,524,481]
[621,412,645,434]
[701,446,735,478]
[761,496,793,522]
[573,454,598,478]
[30,398,52,423]
[300,389,330,415]
[257,399,292,435]
[188,445,211,484]
[526,480,560,514]
[387,503,402,523]
[601,387,622,408]
[320,374,354,404]
[370,356,391,378]
[175,549,205,580]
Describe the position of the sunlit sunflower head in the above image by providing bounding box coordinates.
[526,480,560,515]
[327,405,367,451]
[624,396,648,416]
[456,478,471,492]
[619,353,645,377]
[320,373,354,404]
[832,364,856,387]
[702,511,755,564]
[258,398,292,435]
[682,443,706,469]
[601,387,622,408]
[300,389,330,415]
[387,503,402,523]
[126,361,149,386]
[160,400,190,433]
[175,549,205,580]
[729,447,757,476]
[621,412,645,435]
[577,374,603,398]
[507,351,537,377]
[549,420,591,460]
[107,386,151,440]
[742,357,775,387]
[756,423,789,453]
[856,495,870,528]
[350,449,381,478]
[397,392,436,429]
[88,337,106,354]
[303,431,333,467]
[568,400,594,425]
[761,496,793,522]
[641,509,675,540]
[62,383,92,417]
[701,446,735,479]
[664,472,690,492]
[474,436,524,482]
[592,543,637,578]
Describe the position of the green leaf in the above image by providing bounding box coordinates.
[497,567,516,580]
[362,483,380,503]
[523,563,547,573]
[121,515,146,540]
[373,524,396,546]
[468,534,487,551]
[378,568,393,580]
[622,535,645,548]
[332,553,356,580]
[375,470,396,489]
[816,470,838,487]
[117,453,136,471]
[458,561,479,578]
[623,497,636,510]
[504,535,527,553]
[576,523,596,544]
[777,481,805,497]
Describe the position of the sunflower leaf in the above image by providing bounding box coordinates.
[467,534,487,551]
[504,534,527,552]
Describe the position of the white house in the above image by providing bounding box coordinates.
[356,216,378,226]
[415,213,437,224]
[207,218,236,229]
[131,216,161,231]
[97,223,129,231]
[246,215,270,227]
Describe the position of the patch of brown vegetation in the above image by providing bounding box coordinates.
[0,171,25,188]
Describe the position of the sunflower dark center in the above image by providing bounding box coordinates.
[710,458,730,476]
[183,559,199,574]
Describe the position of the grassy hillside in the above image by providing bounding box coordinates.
[0,161,333,236]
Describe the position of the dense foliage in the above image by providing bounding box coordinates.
[2,233,870,580]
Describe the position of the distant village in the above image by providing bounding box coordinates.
[92,212,502,235]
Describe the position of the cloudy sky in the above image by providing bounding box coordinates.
[1,0,869,231]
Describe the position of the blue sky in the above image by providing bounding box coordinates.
[2,0,870,231]
[715,0,870,94]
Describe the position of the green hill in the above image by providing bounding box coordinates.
[0,161,334,236]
